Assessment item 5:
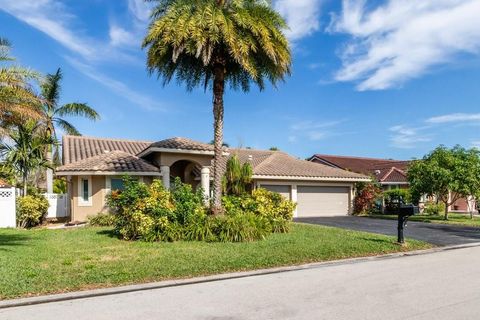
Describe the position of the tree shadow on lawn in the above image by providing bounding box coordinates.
[0,233,31,251]
[96,229,118,239]
[356,236,397,245]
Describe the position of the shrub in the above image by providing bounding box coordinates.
[354,182,381,215]
[88,213,116,227]
[222,188,296,224]
[423,202,445,215]
[383,189,412,214]
[16,195,49,228]
[107,177,295,242]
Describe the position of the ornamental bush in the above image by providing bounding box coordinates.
[106,178,295,242]
[423,202,445,216]
[88,213,116,227]
[16,195,49,228]
[353,182,382,215]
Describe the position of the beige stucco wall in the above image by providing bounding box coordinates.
[71,176,107,222]
[69,175,160,222]
[152,152,213,167]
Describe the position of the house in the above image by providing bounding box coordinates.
[308,154,476,213]
[56,136,369,221]
[308,154,409,190]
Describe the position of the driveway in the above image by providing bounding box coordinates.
[296,216,480,246]
[2,246,480,320]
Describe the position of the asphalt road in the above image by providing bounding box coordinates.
[295,216,480,246]
[2,245,480,320]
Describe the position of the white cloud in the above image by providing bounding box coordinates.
[66,57,165,112]
[389,125,432,149]
[330,0,480,90]
[426,113,480,124]
[109,24,136,47]
[289,119,345,142]
[0,0,96,59]
[274,0,323,41]
[128,0,154,22]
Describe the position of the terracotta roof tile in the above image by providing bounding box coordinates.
[310,154,409,183]
[57,151,159,173]
[148,137,215,152]
[63,136,152,165]
[228,149,368,179]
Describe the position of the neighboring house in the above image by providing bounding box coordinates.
[309,154,476,213]
[56,136,369,221]
[308,154,409,190]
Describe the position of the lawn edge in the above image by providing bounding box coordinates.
[2,241,480,309]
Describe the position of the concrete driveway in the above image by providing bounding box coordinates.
[296,216,480,246]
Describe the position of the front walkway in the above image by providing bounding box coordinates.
[2,246,480,319]
[296,216,480,246]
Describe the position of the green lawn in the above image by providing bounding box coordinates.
[368,213,480,227]
[0,223,431,299]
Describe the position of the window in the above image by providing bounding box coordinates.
[82,179,89,201]
[110,178,124,192]
[78,176,92,206]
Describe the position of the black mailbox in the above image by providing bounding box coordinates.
[397,204,420,244]
[399,204,420,217]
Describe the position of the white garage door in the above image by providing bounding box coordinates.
[261,185,291,200]
[297,186,350,217]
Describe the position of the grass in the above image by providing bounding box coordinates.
[0,223,431,300]
[368,213,480,227]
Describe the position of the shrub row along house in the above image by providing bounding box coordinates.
[56,136,368,221]
[308,154,476,212]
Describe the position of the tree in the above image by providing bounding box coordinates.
[143,0,291,213]
[39,68,99,193]
[269,147,279,151]
[0,38,42,128]
[408,146,480,220]
[222,154,253,195]
[0,120,53,196]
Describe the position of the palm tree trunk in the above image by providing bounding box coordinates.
[46,147,54,194]
[23,173,28,197]
[212,58,226,214]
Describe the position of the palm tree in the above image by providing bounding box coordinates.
[143,0,291,213]
[0,120,53,196]
[0,37,42,129]
[222,154,253,196]
[39,68,100,193]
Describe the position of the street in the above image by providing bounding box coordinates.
[2,245,480,320]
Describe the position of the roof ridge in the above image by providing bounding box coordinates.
[64,135,153,144]
[313,154,408,162]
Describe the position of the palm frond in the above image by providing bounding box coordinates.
[54,118,80,136]
[55,103,100,121]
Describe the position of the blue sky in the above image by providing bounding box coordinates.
[1,0,480,160]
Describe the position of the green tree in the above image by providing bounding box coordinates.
[39,68,99,193]
[143,0,291,213]
[222,154,253,195]
[0,120,54,196]
[408,146,480,220]
[0,38,41,128]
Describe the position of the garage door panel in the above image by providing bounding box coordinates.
[261,185,291,200]
[297,186,349,217]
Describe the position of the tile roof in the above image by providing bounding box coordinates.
[147,137,215,153]
[63,136,152,165]
[310,154,409,183]
[229,149,368,180]
[57,151,160,174]
[0,179,12,188]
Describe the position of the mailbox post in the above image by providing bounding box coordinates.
[397,204,420,244]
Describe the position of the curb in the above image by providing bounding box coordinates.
[2,241,480,309]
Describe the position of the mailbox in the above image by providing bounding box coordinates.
[397,204,420,244]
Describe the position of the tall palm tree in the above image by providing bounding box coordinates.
[40,68,100,193]
[143,0,291,213]
[0,37,42,129]
[0,120,53,196]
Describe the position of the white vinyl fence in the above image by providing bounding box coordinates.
[43,193,68,219]
[0,187,16,228]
